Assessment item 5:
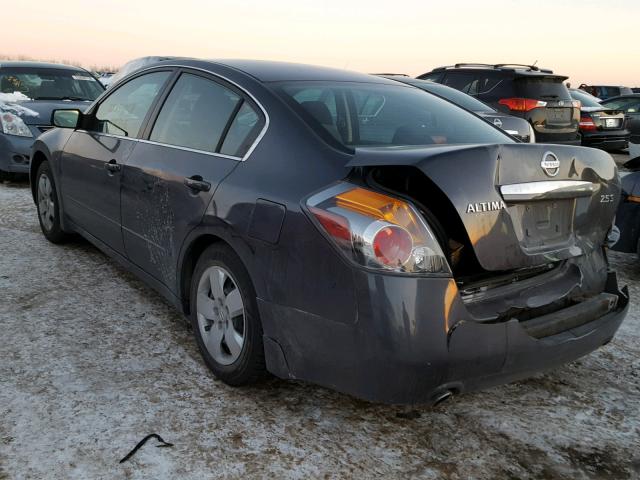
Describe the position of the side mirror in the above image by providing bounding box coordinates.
[52,109,81,128]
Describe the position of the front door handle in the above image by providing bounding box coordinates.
[184,175,211,192]
[105,159,121,173]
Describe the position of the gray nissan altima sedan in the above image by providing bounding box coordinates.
[29,58,628,404]
[0,61,104,180]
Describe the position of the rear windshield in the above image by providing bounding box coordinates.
[0,67,104,101]
[410,80,496,113]
[570,89,601,108]
[515,77,571,101]
[276,81,512,148]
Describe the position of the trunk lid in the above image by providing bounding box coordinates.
[347,143,620,271]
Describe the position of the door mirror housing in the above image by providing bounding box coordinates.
[52,109,82,128]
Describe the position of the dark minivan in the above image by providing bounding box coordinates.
[418,64,580,145]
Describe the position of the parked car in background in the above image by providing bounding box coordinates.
[632,88,640,94]
[96,72,115,88]
[579,84,633,100]
[0,61,104,180]
[631,115,640,159]
[600,94,640,121]
[106,56,178,89]
[569,88,629,151]
[418,64,580,145]
[29,59,627,404]
[379,75,535,142]
[612,119,640,256]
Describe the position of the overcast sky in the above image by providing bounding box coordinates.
[3,0,639,85]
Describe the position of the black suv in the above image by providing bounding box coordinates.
[418,64,580,144]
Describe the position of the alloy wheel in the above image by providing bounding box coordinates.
[196,266,246,365]
[37,174,55,232]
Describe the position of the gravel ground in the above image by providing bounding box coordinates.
[1,175,639,480]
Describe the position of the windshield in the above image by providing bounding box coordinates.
[408,80,496,113]
[276,81,512,148]
[0,67,104,101]
[570,89,601,108]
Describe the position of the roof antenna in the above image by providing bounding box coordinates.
[532,60,538,66]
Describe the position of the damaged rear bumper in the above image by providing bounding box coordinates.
[259,260,628,405]
[444,274,628,396]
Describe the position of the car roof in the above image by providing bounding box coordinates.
[203,59,399,84]
[0,60,87,72]
[421,63,567,80]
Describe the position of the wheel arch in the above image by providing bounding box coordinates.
[178,229,260,318]
[29,149,50,203]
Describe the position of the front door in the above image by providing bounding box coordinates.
[120,71,265,288]
[60,71,172,254]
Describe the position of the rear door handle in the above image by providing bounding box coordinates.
[184,175,211,192]
[105,159,121,173]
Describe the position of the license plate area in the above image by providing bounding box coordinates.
[511,200,574,251]
[547,108,571,124]
[604,118,620,129]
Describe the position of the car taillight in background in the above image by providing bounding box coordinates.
[306,183,451,274]
[579,114,597,132]
[498,98,547,112]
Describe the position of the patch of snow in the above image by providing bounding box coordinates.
[0,91,39,117]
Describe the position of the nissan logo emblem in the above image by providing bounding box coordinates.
[493,118,503,128]
[541,151,560,177]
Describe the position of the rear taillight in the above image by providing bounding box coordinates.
[498,98,547,112]
[306,183,450,274]
[579,115,597,131]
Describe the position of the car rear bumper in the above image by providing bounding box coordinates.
[534,132,581,145]
[259,265,628,405]
[581,131,629,150]
[0,133,33,173]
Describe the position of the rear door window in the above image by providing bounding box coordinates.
[92,71,170,137]
[150,73,242,153]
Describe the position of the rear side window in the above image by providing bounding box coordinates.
[515,77,571,101]
[220,102,263,157]
[443,72,511,100]
[150,73,242,153]
[93,71,170,137]
[443,73,478,94]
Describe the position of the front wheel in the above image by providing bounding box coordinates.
[190,244,266,386]
[35,161,70,243]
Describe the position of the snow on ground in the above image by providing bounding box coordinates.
[0,179,639,480]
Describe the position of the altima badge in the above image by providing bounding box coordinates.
[466,200,506,213]
[541,151,560,177]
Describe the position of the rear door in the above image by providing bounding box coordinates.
[514,76,578,140]
[60,70,172,253]
[120,70,265,287]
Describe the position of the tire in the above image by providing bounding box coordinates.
[35,161,70,244]
[190,243,266,386]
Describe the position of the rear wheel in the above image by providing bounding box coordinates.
[190,244,266,386]
[35,161,70,243]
